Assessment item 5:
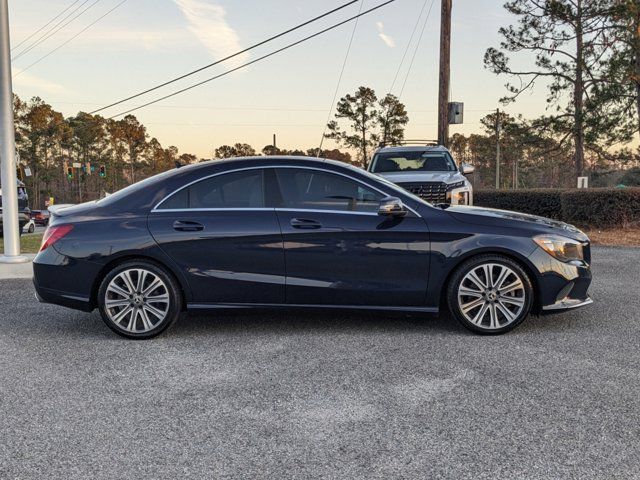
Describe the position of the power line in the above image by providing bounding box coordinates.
[11,0,82,51]
[14,0,128,77]
[106,0,397,119]
[387,0,430,95]
[317,0,364,155]
[90,0,360,114]
[11,0,100,62]
[398,0,436,98]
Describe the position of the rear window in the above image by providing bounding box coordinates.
[371,151,457,173]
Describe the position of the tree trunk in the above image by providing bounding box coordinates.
[573,0,585,181]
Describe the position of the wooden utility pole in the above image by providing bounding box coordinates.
[437,0,452,147]
[495,108,501,190]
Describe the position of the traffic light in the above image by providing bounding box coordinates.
[99,165,106,178]
[67,166,74,180]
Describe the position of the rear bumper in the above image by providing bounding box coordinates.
[33,278,94,312]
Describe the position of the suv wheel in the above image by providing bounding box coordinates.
[97,260,182,339]
[447,255,533,334]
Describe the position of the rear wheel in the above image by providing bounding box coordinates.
[447,255,533,334]
[28,223,35,233]
[97,260,182,339]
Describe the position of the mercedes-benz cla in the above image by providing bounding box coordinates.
[33,156,592,339]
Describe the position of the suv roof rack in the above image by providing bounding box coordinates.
[378,139,440,148]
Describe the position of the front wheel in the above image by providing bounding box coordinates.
[447,255,533,335]
[97,260,182,339]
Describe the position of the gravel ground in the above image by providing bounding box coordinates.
[1,247,639,479]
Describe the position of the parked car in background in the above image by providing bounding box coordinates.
[31,210,50,226]
[33,156,592,339]
[368,140,475,205]
[23,218,36,234]
[0,180,30,237]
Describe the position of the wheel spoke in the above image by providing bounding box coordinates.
[136,269,147,293]
[499,295,525,307]
[111,305,133,325]
[488,304,499,328]
[120,271,137,294]
[142,278,162,296]
[459,286,483,297]
[493,267,510,290]
[146,293,169,303]
[461,297,485,314]
[496,301,516,322]
[471,302,490,325]
[467,270,487,290]
[107,283,130,299]
[499,280,523,295]
[126,309,138,331]
[143,303,166,321]
[139,308,154,331]
[105,298,131,309]
[483,264,494,288]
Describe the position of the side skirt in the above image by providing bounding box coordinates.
[186,302,439,314]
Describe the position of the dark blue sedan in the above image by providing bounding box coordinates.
[33,157,592,338]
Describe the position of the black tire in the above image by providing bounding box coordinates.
[447,254,534,335]
[28,224,35,233]
[97,260,182,339]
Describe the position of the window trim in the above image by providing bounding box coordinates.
[151,165,420,217]
[153,167,266,211]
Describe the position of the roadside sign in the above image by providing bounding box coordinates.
[577,176,588,188]
[72,162,81,168]
[23,167,31,177]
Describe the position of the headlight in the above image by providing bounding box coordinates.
[446,181,466,191]
[533,234,584,263]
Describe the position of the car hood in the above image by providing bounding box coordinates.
[374,171,467,184]
[445,205,589,241]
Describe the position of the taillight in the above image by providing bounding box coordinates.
[40,224,74,252]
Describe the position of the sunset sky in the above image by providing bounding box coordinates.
[8,0,550,158]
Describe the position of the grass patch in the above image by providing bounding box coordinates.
[0,233,43,254]
[585,228,640,247]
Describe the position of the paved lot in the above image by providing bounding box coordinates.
[1,247,639,479]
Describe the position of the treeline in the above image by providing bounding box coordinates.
[12,95,355,208]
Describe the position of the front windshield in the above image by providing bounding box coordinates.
[370,151,457,173]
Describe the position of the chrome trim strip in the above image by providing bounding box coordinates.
[151,164,421,217]
[542,296,593,311]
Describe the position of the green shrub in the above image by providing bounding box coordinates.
[474,189,565,220]
[560,189,640,228]
[475,188,640,228]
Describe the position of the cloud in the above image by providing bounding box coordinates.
[173,0,247,64]
[376,21,395,48]
[12,69,64,94]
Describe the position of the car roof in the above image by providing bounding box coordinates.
[375,145,450,154]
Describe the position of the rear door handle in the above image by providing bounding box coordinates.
[290,218,322,229]
[173,220,204,232]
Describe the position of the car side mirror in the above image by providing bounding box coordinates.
[460,163,475,175]
[378,197,407,217]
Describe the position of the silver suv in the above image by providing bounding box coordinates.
[368,141,475,205]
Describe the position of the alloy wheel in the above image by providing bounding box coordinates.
[104,268,170,333]
[457,263,526,330]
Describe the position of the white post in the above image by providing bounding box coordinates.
[0,0,27,263]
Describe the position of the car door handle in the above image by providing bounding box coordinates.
[290,218,322,229]
[173,220,204,232]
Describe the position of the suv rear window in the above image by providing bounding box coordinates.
[371,151,457,173]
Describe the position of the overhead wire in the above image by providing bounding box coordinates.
[14,0,128,77]
[11,0,101,62]
[316,0,365,155]
[11,0,82,51]
[89,0,361,114]
[105,0,397,119]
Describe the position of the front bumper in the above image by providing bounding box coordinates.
[528,246,593,313]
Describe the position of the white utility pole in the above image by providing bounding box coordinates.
[0,0,27,263]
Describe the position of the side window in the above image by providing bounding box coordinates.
[275,169,383,213]
[157,170,264,210]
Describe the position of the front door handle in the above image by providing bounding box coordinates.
[290,218,322,229]
[173,220,204,232]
